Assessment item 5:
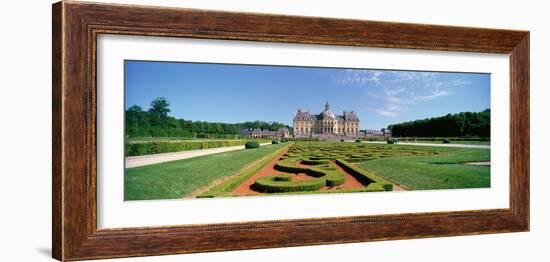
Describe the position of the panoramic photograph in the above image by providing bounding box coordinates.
[124,60,491,201]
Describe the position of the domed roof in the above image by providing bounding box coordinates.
[320,110,336,119]
[320,101,336,120]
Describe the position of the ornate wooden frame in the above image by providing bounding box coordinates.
[52,1,530,261]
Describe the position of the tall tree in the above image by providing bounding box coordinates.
[148,97,170,126]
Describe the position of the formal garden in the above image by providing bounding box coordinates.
[124,140,490,200]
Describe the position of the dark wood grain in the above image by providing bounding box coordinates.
[52,1,530,261]
[52,2,63,260]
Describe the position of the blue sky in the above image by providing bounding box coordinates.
[125,60,490,130]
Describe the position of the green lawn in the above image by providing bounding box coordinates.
[399,140,490,145]
[125,143,287,200]
[358,145,490,190]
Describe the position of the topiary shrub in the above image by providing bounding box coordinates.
[325,171,346,186]
[245,140,260,149]
[254,175,325,193]
[340,139,345,142]
[365,183,385,192]
[387,139,396,144]
[272,139,280,144]
[355,138,362,143]
[335,159,393,191]
[301,159,330,165]
[274,159,309,173]
[272,174,292,181]
[443,138,451,144]
[198,145,288,198]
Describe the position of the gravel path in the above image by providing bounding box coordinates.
[361,141,490,149]
[465,161,491,166]
[125,143,272,168]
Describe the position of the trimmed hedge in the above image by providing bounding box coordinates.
[365,183,385,192]
[254,175,326,193]
[271,160,346,190]
[274,159,309,173]
[245,140,260,149]
[301,159,330,165]
[272,140,280,144]
[272,174,292,181]
[198,144,291,198]
[325,171,346,186]
[125,139,252,157]
[335,159,393,191]
[265,185,389,196]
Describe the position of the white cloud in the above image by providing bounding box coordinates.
[411,89,451,102]
[335,70,470,117]
[375,109,399,117]
[339,70,382,85]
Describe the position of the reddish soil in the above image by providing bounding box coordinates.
[231,150,366,196]
[329,161,365,190]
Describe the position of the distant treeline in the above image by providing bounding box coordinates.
[387,109,490,138]
[126,97,291,138]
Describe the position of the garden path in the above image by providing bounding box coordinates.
[125,143,272,168]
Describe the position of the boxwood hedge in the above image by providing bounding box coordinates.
[335,159,393,191]
[198,144,291,198]
[245,140,260,149]
[301,159,330,165]
[254,174,326,193]
[125,139,267,156]
[274,159,309,173]
[365,183,385,192]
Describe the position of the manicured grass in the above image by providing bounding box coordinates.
[400,140,490,145]
[358,145,490,190]
[124,143,287,200]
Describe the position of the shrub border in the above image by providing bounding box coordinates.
[198,143,292,197]
[335,159,393,191]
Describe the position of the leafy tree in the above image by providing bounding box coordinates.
[387,109,490,138]
[125,98,291,138]
[148,97,171,126]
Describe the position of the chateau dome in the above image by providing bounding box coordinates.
[320,101,336,120]
[320,110,336,120]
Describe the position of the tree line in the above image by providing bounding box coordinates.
[126,97,291,138]
[387,109,490,138]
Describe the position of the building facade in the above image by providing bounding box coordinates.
[239,127,290,139]
[364,129,391,138]
[293,102,360,137]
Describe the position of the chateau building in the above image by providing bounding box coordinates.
[293,102,360,137]
[365,129,391,138]
[239,127,290,139]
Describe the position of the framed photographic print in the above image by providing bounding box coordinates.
[52,1,529,261]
